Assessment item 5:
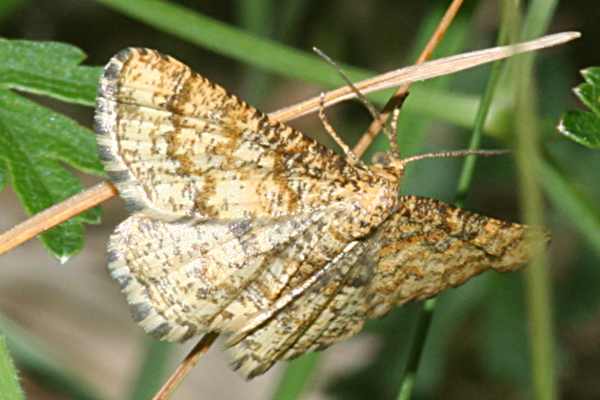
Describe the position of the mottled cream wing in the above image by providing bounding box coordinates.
[95,47,550,380]
[95,48,385,222]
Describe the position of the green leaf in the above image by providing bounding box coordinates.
[95,0,366,87]
[235,0,275,106]
[559,110,600,148]
[558,67,600,149]
[582,66,600,87]
[576,68,600,114]
[0,38,102,106]
[0,88,103,260]
[0,336,25,400]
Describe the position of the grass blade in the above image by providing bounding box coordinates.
[94,0,485,130]
[539,159,600,256]
[512,0,559,398]
[0,313,102,400]
[270,353,321,400]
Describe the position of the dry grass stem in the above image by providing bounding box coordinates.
[151,332,219,400]
[0,182,117,255]
[352,0,464,156]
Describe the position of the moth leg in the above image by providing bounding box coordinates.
[318,92,363,166]
[384,93,408,157]
[313,47,404,157]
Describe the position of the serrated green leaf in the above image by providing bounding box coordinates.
[0,336,25,400]
[0,89,103,259]
[559,110,600,149]
[558,67,600,149]
[582,66,600,87]
[0,38,102,106]
[574,78,600,116]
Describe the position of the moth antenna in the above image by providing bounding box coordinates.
[318,92,363,166]
[313,47,381,121]
[399,149,510,167]
[313,47,400,155]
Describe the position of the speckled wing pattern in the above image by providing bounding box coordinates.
[95,48,547,379]
[94,48,385,222]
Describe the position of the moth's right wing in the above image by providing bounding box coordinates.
[220,196,550,378]
[95,48,370,222]
[366,195,550,318]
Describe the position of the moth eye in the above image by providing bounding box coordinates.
[371,151,391,166]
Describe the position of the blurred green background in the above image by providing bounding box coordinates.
[0,1,599,399]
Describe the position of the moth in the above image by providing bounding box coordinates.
[95,32,575,378]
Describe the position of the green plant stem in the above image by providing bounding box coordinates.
[512,0,558,398]
[270,353,321,400]
[514,70,556,400]
[396,9,510,399]
[128,340,173,400]
[454,39,507,206]
[396,298,436,400]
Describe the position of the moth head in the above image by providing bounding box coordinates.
[370,151,405,181]
[370,151,394,166]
